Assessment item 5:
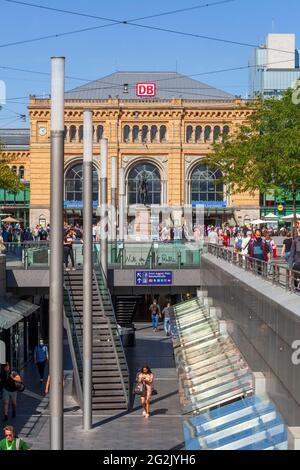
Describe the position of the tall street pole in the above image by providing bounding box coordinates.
[83,110,93,431]
[50,56,65,450]
[119,167,125,242]
[100,139,108,283]
[111,156,117,242]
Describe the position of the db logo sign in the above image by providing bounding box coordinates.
[136,83,156,97]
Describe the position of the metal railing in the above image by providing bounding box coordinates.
[206,243,300,294]
[63,282,83,407]
[93,268,130,409]
[3,240,203,269]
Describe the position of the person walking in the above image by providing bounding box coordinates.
[0,363,22,421]
[162,302,172,336]
[0,425,30,450]
[137,366,154,418]
[149,299,161,332]
[34,339,49,383]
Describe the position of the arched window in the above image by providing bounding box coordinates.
[195,126,202,143]
[132,125,139,143]
[204,126,212,143]
[69,125,76,142]
[11,165,17,174]
[78,125,83,143]
[65,163,99,202]
[141,125,148,144]
[64,126,67,140]
[186,125,193,143]
[19,166,25,179]
[222,125,230,142]
[123,125,130,143]
[127,162,161,205]
[150,125,158,143]
[96,125,104,142]
[190,163,223,203]
[159,125,167,143]
[213,126,221,142]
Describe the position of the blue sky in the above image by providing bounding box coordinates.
[0,0,299,127]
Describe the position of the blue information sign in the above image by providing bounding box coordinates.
[192,200,227,208]
[135,271,172,286]
[64,200,98,209]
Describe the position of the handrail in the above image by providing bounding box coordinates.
[63,282,83,407]
[93,270,129,409]
[206,243,300,294]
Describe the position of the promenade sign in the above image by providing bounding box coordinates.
[135,270,172,285]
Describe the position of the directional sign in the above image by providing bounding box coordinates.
[135,271,172,286]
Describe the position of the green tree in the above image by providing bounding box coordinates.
[205,89,300,234]
[0,145,24,192]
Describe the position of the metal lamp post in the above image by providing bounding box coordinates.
[83,110,93,430]
[49,56,65,450]
[100,139,108,282]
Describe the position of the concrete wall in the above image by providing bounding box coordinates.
[0,255,6,295]
[200,253,300,426]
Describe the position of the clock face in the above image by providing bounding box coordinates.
[39,127,47,136]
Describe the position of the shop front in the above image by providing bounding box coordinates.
[0,297,39,370]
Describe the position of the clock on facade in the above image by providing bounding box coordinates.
[38,127,47,136]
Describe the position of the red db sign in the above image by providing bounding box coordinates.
[136,83,156,97]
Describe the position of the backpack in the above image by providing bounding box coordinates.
[236,238,243,251]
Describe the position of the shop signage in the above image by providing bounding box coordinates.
[136,83,156,97]
[64,200,98,209]
[135,270,172,285]
[192,201,227,208]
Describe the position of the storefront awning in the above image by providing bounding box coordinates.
[0,297,39,329]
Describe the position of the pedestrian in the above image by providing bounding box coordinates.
[34,339,49,383]
[136,366,154,418]
[0,363,22,421]
[63,230,76,271]
[149,299,161,332]
[247,229,270,275]
[288,227,300,290]
[0,425,30,450]
[281,231,293,264]
[162,302,172,336]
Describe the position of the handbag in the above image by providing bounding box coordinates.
[134,382,146,396]
[151,388,158,396]
[14,380,25,392]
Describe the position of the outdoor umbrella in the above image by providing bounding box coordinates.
[250,219,265,225]
[263,213,278,219]
[1,216,19,223]
[281,213,300,220]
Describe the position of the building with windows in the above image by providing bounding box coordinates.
[249,33,300,98]
[1,71,259,228]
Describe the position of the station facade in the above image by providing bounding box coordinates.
[1,71,260,228]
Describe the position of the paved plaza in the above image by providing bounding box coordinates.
[5,323,183,450]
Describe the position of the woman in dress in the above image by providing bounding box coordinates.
[137,366,154,418]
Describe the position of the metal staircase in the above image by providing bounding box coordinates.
[114,296,138,326]
[63,268,129,413]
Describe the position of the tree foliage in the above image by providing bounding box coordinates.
[0,144,24,192]
[205,89,300,227]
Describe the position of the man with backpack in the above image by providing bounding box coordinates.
[247,229,270,275]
